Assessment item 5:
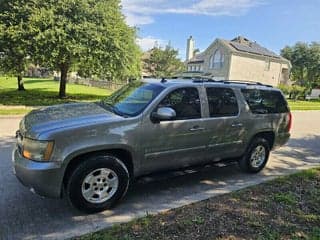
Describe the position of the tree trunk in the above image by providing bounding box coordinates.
[17,75,25,91]
[59,64,69,98]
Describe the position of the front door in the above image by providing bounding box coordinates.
[140,87,207,173]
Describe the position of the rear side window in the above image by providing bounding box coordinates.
[206,87,239,117]
[241,89,289,114]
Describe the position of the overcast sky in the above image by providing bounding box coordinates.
[121,0,320,60]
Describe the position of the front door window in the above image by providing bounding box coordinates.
[158,87,201,120]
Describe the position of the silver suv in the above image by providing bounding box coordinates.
[12,79,292,213]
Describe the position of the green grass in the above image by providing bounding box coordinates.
[0,109,32,115]
[273,192,298,205]
[288,99,320,110]
[0,77,112,107]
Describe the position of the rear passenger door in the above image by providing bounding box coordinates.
[202,87,246,160]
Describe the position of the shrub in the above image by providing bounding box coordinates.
[278,84,307,100]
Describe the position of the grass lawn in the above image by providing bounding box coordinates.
[77,168,320,240]
[0,76,112,109]
[288,100,320,111]
[0,108,34,115]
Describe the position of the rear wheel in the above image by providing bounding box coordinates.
[66,155,130,213]
[239,137,270,173]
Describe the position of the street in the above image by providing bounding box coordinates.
[0,111,319,240]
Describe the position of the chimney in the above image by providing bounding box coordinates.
[186,36,195,61]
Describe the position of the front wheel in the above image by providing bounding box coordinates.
[238,137,270,173]
[66,155,130,213]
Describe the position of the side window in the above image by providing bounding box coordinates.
[241,89,289,114]
[206,87,239,117]
[158,87,201,120]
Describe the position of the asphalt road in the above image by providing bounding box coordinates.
[1,111,320,240]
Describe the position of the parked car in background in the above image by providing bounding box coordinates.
[306,88,320,100]
[12,78,292,213]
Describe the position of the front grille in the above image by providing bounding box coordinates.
[16,130,23,154]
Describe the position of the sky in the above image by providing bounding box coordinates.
[121,0,320,60]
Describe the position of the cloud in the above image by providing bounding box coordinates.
[136,36,167,51]
[122,0,265,26]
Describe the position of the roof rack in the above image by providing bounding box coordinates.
[192,78,273,88]
[223,80,273,88]
[160,78,167,83]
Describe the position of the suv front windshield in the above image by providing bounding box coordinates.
[100,81,165,117]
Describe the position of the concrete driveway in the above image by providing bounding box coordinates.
[0,111,319,240]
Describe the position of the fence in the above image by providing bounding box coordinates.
[54,77,126,90]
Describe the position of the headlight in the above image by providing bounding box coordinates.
[22,138,54,161]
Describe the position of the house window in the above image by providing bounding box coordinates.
[188,65,192,71]
[209,49,224,69]
[265,60,271,71]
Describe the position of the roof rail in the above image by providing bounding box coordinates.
[192,78,273,88]
[224,80,273,88]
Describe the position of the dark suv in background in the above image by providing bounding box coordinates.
[13,79,292,212]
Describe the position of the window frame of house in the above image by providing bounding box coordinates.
[209,49,225,70]
[264,59,271,71]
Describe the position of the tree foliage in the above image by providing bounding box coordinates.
[28,0,141,98]
[143,45,184,78]
[281,42,320,88]
[0,0,35,90]
[1,0,141,98]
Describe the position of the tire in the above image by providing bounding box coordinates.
[238,137,270,173]
[66,154,130,213]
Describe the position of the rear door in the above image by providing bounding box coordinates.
[202,86,247,160]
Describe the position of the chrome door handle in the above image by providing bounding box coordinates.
[231,123,243,127]
[189,126,205,131]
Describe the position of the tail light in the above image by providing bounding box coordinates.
[287,112,292,132]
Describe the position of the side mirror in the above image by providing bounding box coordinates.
[151,107,176,122]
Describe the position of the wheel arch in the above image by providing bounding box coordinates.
[250,131,275,149]
[62,148,134,193]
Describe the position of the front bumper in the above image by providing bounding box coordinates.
[12,146,64,198]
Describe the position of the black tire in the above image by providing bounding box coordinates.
[66,154,130,213]
[238,137,270,173]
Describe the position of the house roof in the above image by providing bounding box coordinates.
[188,36,290,65]
[228,36,280,58]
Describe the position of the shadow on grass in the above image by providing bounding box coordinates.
[0,89,108,106]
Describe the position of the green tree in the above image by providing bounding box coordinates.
[0,0,35,90]
[29,0,141,98]
[281,42,320,88]
[144,45,184,78]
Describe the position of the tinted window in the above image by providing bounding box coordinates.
[241,89,289,114]
[158,87,201,120]
[206,87,239,117]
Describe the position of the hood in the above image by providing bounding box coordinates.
[20,102,119,139]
